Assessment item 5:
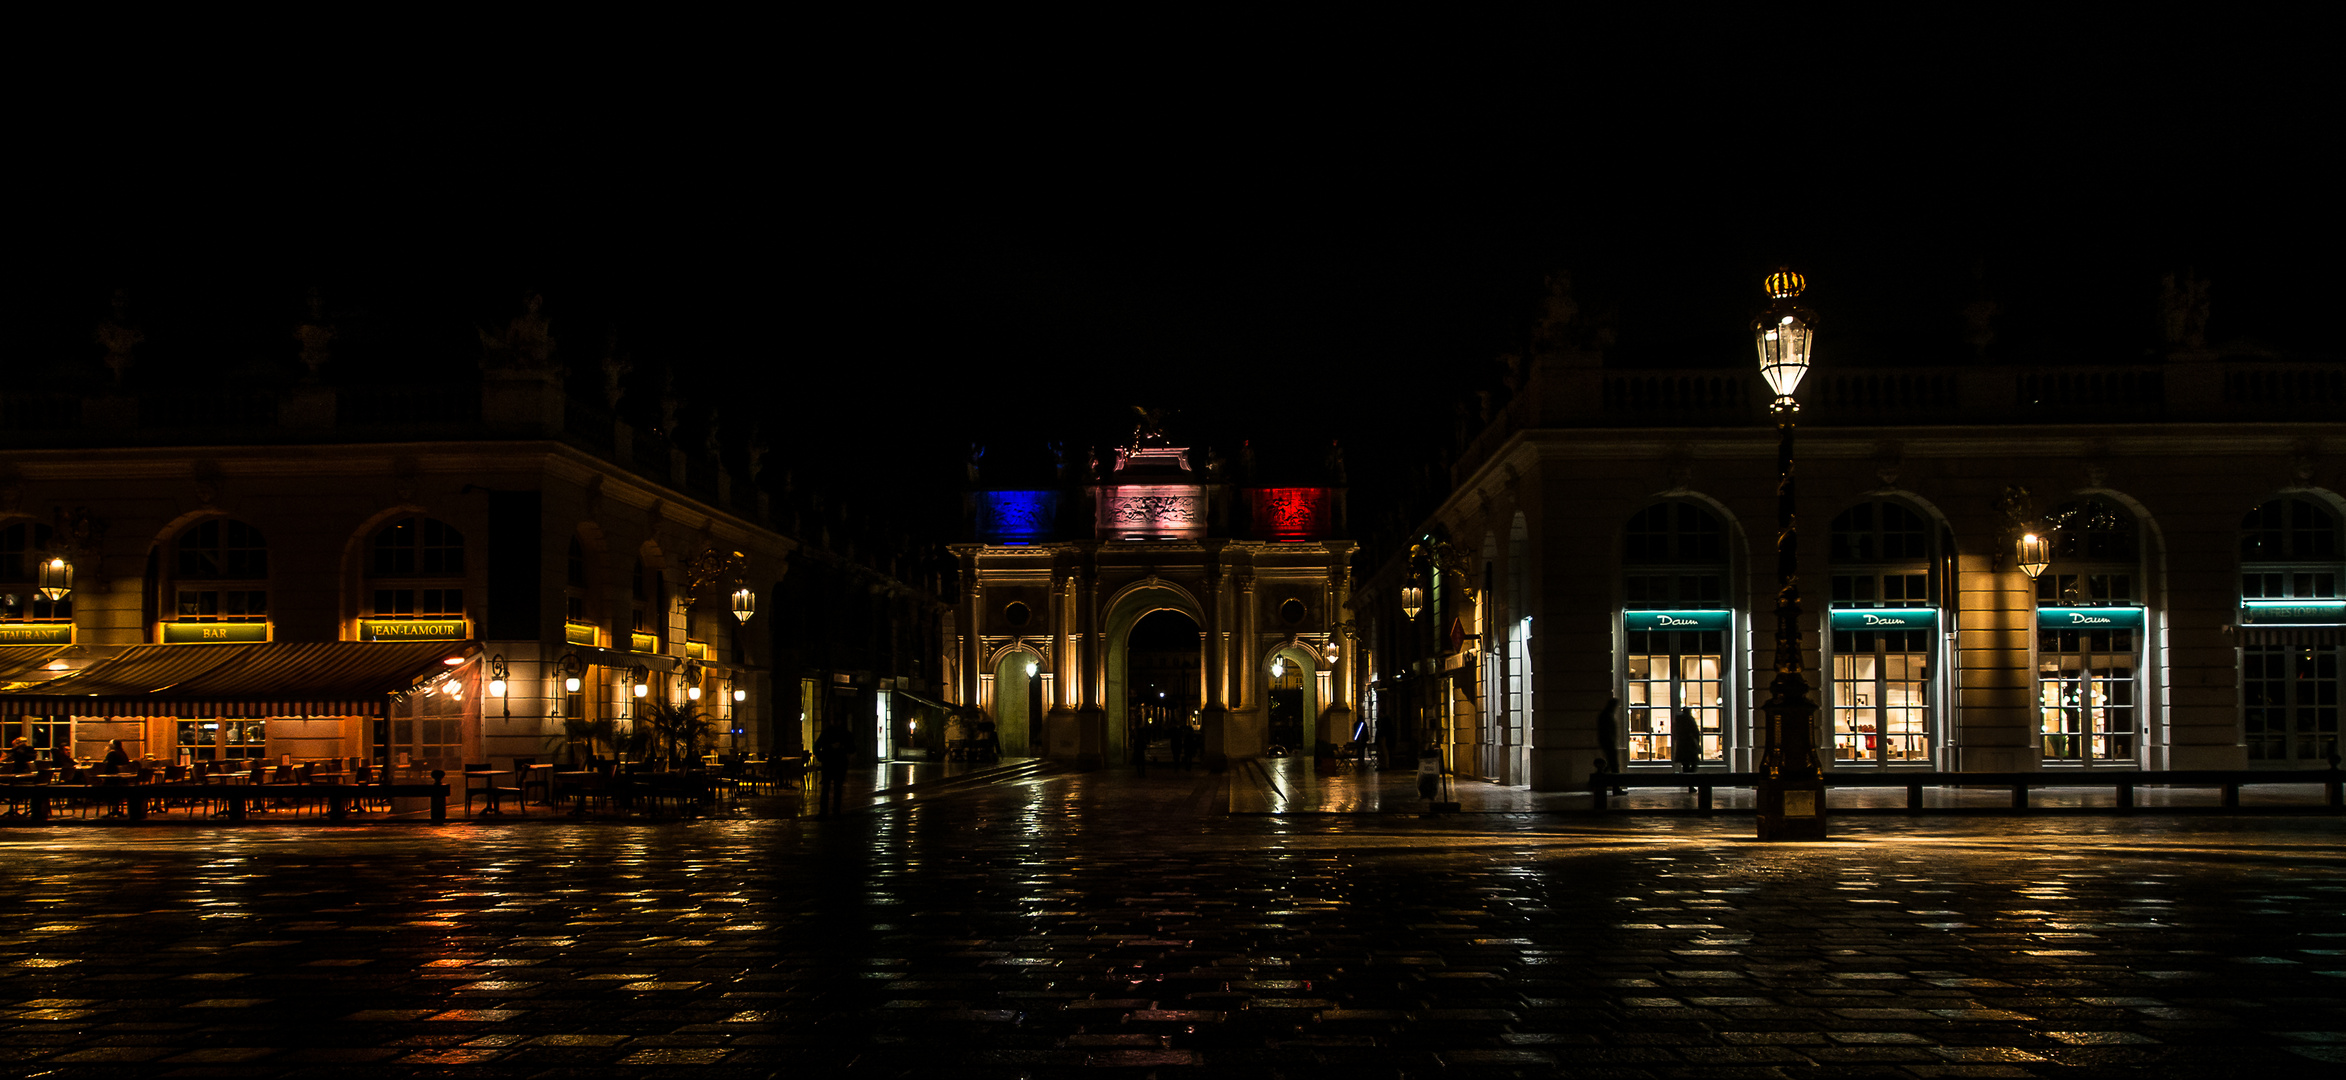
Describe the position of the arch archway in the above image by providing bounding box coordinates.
[1101,581,1206,768]
[988,643,1047,757]
[1264,643,1322,755]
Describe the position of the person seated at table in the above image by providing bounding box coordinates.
[49,744,73,767]
[98,739,132,775]
[4,737,34,773]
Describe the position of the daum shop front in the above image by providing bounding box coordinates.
[2037,604,2144,765]
[1827,607,1940,766]
[1621,609,1729,766]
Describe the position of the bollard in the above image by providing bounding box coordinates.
[32,790,49,823]
[2116,781,2135,812]
[1906,783,1924,811]
[1589,777,1609,813]
[328,789,348,821]
[2011,783,2029,809]
[1697,784,1713,813]
[431,770,447,822]
[2329,770,2343,811]
[228,788,247,822]
[129,785,148,822]
[2221,782,2239,809]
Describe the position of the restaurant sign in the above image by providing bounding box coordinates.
[1828,608,1939,631]
[2036,606,2146,630]
[0,623,72,645]
[1622,609,1732,632]
[163,621,270,644]
[2240,599,2346,626]
[360,618,469,641]
[630,631,659,654]
[564,621,597,646]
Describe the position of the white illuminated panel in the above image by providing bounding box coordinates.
[1097,484,1205,540]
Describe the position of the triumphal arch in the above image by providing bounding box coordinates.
[948,430,1358,770]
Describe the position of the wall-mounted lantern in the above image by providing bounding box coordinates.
[559,653,584,694]
[2016,532,2053,581]
[36,556,72,603]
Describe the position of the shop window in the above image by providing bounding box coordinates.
[17,716,70,756]
[0,522,71,624]
[176,718,267,761]
[2239,496,2343,763]
[1619,501,1731,767]
[2035,497,2144,766]
[387,673,468,772]
[1828,500,1941,766]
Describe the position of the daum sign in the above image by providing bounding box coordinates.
[1097,484,1204,540]
[2035,606,2146,630]
[360,618,468,641]
[1828,608,1939,631]
[1622,610,1732,631]
[2240,599,2346,626]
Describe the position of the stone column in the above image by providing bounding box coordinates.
[1321,551,1356,758]
[955,547,982,710]
[1234,566,1257,711]
[1047,560,1076,755]
[1200,550,1229,771]
[1074,556,1106,769]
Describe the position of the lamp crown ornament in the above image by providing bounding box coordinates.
[1764,268,1806,299]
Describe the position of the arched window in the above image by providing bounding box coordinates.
[630,556,665,652]
[368,516,466,623]
[2239,495,2342,763]
[0,522,69,625]
[173,519,269,625]
[1621,501,1729,766]
[2035,496,2143,765]
[563,536,593,644]
[1826,500,1939,766]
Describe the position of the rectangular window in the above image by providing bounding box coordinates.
[1831,629,1932,764]
[1623,629,1723,763]
[177,589,268,620]
[387,678,465,772]
[373,588,464,617]
[2038,628,2137,763]
[175,718,267,761]
[22,716,70,754]
[2244,645,2340,762]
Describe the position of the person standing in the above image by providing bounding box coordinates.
[1670,709,1701,792]
[1595,697,1627,795]
[812,723,853,818]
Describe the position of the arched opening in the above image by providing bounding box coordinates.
[2239,492,2344,764]
[1619,500,1732,767]
[1825,498,1944,767]
[992,648,1043,757]
[1265,643,1319,756]
[1121,609,1200,765]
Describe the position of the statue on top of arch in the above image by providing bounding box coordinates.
[479,292,560,373]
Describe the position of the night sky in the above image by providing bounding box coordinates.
[16,61,2337,557]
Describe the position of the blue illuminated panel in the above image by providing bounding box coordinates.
[976,491,1057,544]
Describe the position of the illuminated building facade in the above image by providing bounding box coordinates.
[951,437,1361,769]
[1361,348,2346,790]
[0,349,920,772]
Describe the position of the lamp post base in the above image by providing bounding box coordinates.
[1754,780,1829,841]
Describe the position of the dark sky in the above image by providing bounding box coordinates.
[15,57,2337,547]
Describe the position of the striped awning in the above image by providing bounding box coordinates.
[0,641,474,718]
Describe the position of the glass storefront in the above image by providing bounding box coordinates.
[1622,610,1727,764]
[2036,606,2142,764]
[1828,609,1936,764]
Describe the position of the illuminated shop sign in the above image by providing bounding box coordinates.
[976,490,1058,544]
[631,631,660,653]
[1828,608,1939,631]
[163,621,270,644]
[1097,484,1204,540]
[2240,599,2346,626]
[360,618,469,641]
[1250,487,1332,541]
[1622,609,1731,631]
[0,623,72,645]
[564,621,598,646]
[2035,606,2145,630]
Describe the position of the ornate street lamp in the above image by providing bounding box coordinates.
[36,556,72,603]
[1399,584,1425,621]
[2016,532,2052,581]
[1752,268,1827,842]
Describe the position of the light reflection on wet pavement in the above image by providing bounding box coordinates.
[2,765,2340,1078]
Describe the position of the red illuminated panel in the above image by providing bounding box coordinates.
[1252,488,1331,540]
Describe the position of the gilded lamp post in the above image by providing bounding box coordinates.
[1753,268,1827,841]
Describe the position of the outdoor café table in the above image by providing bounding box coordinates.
[464,769,514,815]
[553,771,596,815]
[520,763,556,805]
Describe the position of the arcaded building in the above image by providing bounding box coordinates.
[1361,345,2345,791]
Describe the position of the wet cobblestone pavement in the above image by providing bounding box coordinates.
[3,765,2341,1078]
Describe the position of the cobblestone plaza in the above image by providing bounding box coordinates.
[3,767,2340,1078]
